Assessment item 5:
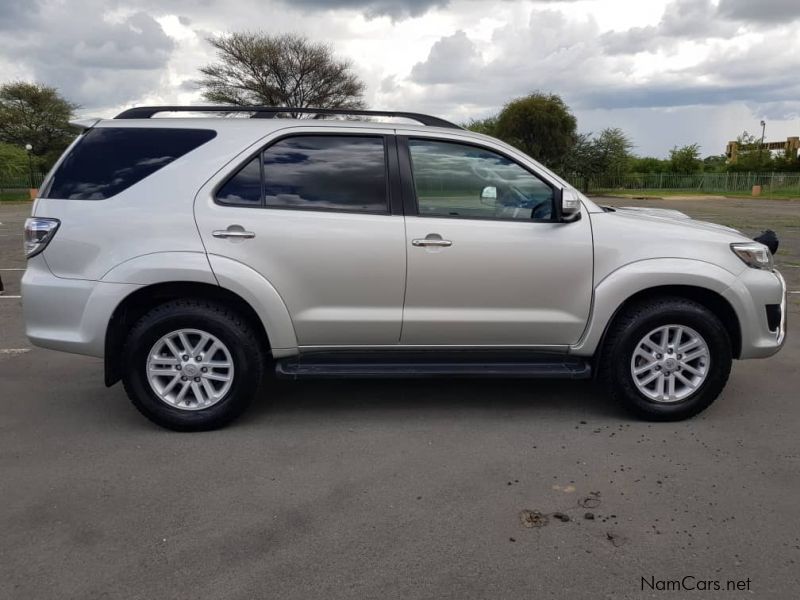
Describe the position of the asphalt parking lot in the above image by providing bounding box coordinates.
[1,198,799,599]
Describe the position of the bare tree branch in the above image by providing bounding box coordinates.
[196,32,366,116]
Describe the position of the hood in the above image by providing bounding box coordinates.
[617,206,691,220]
[610,205,743,236]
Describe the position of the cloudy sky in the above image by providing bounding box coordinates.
[1,0,798,157]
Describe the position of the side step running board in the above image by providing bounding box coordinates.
[275,358,591,380]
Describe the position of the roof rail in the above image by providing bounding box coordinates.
[114,106,462,129]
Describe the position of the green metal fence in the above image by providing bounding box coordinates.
[564,172,800,196]
[0,170,46,191]
[3,169,800,197]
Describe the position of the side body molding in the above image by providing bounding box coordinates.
[570,258,738,356]
[206,254,298,356]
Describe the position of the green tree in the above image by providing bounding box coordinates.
[728,131,772,172]
[702,154,727,173]
[629,156,669,173]
[198,32,366,113]
[0,81,78,169]
[562,128,633,191]
[593,128,633,175]
[493,92,577,168]
[562,132,603,192]
[0,142,28,183]
[463,116,497,137]
[668,143,702,174]
[771,148,800,172]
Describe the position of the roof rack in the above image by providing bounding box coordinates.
[114,106,462,129]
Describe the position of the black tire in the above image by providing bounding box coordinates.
[600,297,732,421]
[122,299,265,431]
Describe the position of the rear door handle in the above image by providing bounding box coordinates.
[212,226,255,239]
[412,239,452,247]
[412,234,452,248]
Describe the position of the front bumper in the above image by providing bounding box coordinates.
[22,255,139,358]
[775,269,787,348]
[723,267,787,359]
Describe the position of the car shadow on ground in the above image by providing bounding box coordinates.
[3,351,624,434]
[241,377,624,425]
[98,374,625,430]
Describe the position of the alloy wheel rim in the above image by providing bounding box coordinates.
[630,324,710,403]
[146,328,234,411]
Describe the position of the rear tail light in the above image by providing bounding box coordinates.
[24,218,60,258]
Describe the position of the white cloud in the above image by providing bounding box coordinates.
[1,0,799,156]
[0,2,174,108]
[378,1,800,154]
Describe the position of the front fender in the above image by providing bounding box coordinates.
[570,258,738,356]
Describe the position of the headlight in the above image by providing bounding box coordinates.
[24,218,60,258]
[730,242,773,270]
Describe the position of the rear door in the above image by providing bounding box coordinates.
[398,133,594,347]
[195,127,406,347]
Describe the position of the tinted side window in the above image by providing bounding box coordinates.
[262,136,388,213]
[408,139,553,221]
[42,128,216,200]
[216,157,261,206]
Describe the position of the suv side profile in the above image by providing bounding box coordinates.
[22,106,786,430]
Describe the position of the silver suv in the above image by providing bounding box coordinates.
[22,106,786,430]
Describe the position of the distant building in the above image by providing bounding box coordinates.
[726,136,800,163]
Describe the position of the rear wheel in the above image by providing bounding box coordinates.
[122,299,264,431]
[601,297,732,421]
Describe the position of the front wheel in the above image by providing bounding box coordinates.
[122,299,265,431]
[601,297,732,421]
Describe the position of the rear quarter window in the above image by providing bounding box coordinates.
[41,127,216,200]
[214,135,389,213]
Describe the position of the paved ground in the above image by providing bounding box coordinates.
[1,198,799,599]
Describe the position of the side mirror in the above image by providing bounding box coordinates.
[480,186,497,206]
[560,188,582,222]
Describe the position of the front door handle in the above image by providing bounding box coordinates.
[212,225,255,239]
[412,234,452,248]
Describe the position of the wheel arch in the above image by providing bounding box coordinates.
[592,285,742,374]
[572,259,743,363]
[104,281,271,387]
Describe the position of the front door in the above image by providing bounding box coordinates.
[399,135,593,347]
[196,129,406,347]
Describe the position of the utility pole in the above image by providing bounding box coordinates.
[759,120,766,169]
[25,143,34,188]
